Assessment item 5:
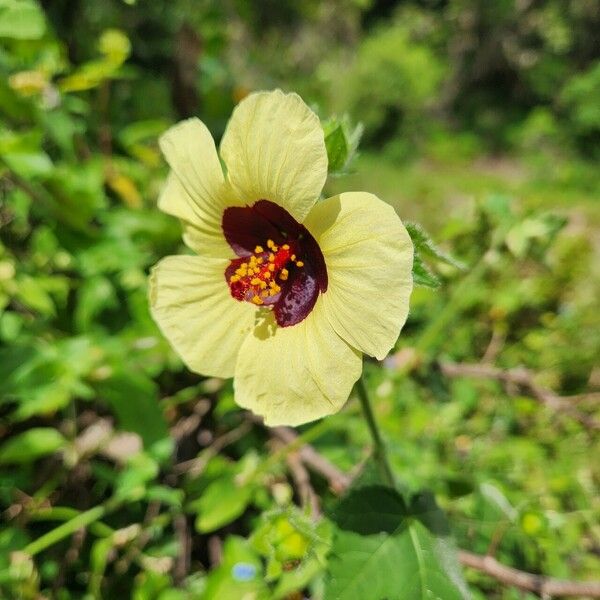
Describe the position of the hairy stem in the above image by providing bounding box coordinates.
[356,374,395,487]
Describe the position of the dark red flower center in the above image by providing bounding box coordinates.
[222,200,327,327]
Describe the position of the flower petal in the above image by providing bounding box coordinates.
[159,119,240,258]
[149,255,256,378]
[303,192,413,360]
[234,301,362,426]
[221,201,288,257]
[273,265,319,328]
[159,172,233,258]
[220,90,327,223]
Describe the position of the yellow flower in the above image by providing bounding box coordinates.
[149,89,413,426]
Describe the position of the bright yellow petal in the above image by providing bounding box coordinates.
[233,300,362,426]
[159,119,240,258]
[304,192,413,360]
[158,172,233,258]
[149,255,256,378]
[220,89,327,223]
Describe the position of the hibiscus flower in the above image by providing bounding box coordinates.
[149,89,413,426]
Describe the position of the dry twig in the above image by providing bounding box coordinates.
[173,514,191,583]
[440,361,599,429]
[173,421,252,476]
[286,452,321,519]
[270,426,351,494]
[458,550,600,598]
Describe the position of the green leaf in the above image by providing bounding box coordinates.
[114,451,160,502]
[412,252,441,289]
[195,473,254,533]
[406,222,465,289]
[74,276,118,332]
[98,29,131,65]
[15,275,56,316]
[97,370,169,450]
[323,115,363,175]
[325,486,469,600]
[324,124,348,172]
[406,222,465,270]
[203,536,269,600]
[0,428,66,464]
[0,0,46,39]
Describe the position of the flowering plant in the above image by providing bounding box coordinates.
[150,89,413,426]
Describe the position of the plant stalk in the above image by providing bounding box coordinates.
[23,499,119,557]
[356,374,395,487]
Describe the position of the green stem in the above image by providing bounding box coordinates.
[28,506,115,538]
[23,500,119,557]
[356,374,395,487]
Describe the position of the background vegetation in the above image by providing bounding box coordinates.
[1,0,599,598]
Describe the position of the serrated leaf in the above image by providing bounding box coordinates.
[412,252,440,288]
[406,222,465,270]
[325,486,469,600]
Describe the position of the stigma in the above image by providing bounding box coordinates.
[227,240,303,306]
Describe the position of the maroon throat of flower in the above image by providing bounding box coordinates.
[222,200,327,327]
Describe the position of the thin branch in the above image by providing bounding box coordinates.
[459,550,600,597]
[440,361,599,429]
[173,421,251,476]
[286,452,321,519]
[115,501,161,574]
[269,426,351,494]
[481,327,505,364]
[173,514,191,583]
[207,535,223,568]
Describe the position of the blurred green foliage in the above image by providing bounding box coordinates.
[1,0,599,598]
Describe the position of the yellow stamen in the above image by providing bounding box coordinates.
[268,263,275,272]
[251,295,263,305]
[230,275,241,283]
[267,239,275,249]
[264,271,271,279]
[296,261,304,267]
[268,254,275,262]
[254,245,264,253]
[291,254,296,261]
[282,244,290,250]
[250,277,261,286]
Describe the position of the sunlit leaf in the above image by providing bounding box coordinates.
[325,486,469,600]
[195,473,254,533]
[0,428,66,464]
[0,0,46,39]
